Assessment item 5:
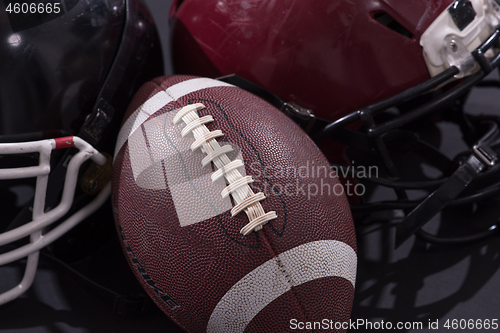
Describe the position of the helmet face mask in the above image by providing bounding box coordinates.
[0,0,163,304]
[170,0,500,245]
[0,137,110,304]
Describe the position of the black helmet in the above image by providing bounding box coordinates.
[0,0,163,304]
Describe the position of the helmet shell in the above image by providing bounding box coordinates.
[170,0,454,121]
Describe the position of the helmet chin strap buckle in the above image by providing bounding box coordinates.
[472,143,497,166]
[81,98,114,146]
[395,139,498,248]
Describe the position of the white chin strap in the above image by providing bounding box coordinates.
[0,136,110,305]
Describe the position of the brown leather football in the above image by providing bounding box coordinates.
[112,75,357,332]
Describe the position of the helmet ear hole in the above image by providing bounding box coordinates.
[372,12,413,38]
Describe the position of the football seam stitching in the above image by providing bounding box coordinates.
[184,97,309,322]
[195,98,289,237]
[172,102,277,235]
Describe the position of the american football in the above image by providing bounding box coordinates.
[111,75,357,332]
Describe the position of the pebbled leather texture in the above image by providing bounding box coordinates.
[112,75,357,333]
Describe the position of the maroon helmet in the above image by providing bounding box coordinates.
[170,0,500,246]
[171,0,473,121]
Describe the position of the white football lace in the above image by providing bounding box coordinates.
[173,103,278,235]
